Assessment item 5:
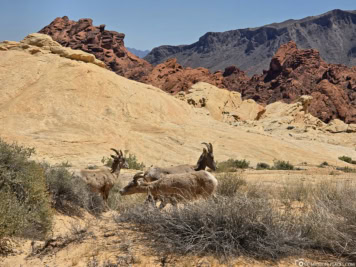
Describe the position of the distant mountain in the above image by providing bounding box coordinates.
[145,9,356,75]
[127,47,150,58]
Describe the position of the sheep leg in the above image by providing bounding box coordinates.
[145,191,157,208]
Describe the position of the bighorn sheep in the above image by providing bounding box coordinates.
[79,148,128,202]
[119,170,218,208]
[144,142,216,183]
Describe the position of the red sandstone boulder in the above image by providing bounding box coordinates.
[143,58,224,94]
[39,16,152,80]
[225,41,356,123]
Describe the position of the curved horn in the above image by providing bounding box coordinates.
[120,150,123,157]
[209,143,213,153]
[201,142,211,153]
[133,172,144,183]
[110,148,120,156]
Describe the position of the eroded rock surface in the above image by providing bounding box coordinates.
[39,16,152,80]
[226,42,356,124]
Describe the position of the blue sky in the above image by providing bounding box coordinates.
[0,0,355,50]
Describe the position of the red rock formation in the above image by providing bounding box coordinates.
[39,16,152,80]
[224,41,356,123]
[39,18,356,123]
[143,58,225,94]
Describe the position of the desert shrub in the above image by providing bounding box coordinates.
[216,173,246,197]
[216,159,249,172]
[124,151,145,170]
[43,163,106,216]
[319,161,329,168]
[336,166,356,173]
[271,160,294,170]
[299,180,356,261]
[256,162,270,170]
[117,196,305,260]
[0,139,52,242]
[279,181,310,203]
[117,179,356,262]
[338,156,353,164]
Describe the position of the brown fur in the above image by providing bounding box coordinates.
[120,170,218,208]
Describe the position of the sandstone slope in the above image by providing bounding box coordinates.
[0,34,356,169]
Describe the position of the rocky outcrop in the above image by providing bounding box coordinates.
[0,33,106,68]
[39,16,152,80]
[37,17,356,124]
[143,58,224,94]
[230,41,356,123]
[145,9,356,75]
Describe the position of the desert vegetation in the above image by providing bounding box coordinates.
[0,139,106,255]
[338,155,356,165]
[1,138,356,265]
[216,158,250,172]
[117,173,356,262]
[0,140,52,244]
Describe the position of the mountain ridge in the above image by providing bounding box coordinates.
[127,47,150,58]
[145,9,356,75]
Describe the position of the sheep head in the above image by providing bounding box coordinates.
[196,142,216,171]
[110,148,129,173]
[119,172,146,195]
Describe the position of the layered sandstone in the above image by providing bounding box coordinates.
[39,16,152,80]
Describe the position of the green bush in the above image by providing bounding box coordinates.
[272,160,294,170]
[338,156,353,164]
[319,161,329,168]
[124,151,145,170]
[256,162,270,170]
[0,139,52,242]
[43,163,105,216]
[216,159,249,172]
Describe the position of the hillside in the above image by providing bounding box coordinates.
[2,33,356,267]
[145,9,356,75]
[0,34,356,169]
[37,16,356,124]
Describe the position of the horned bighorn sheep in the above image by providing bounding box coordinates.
[144,142,216,183]
[79,148,128,202]
[119,170,218,208]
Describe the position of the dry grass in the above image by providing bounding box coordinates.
[116,173,356,262]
